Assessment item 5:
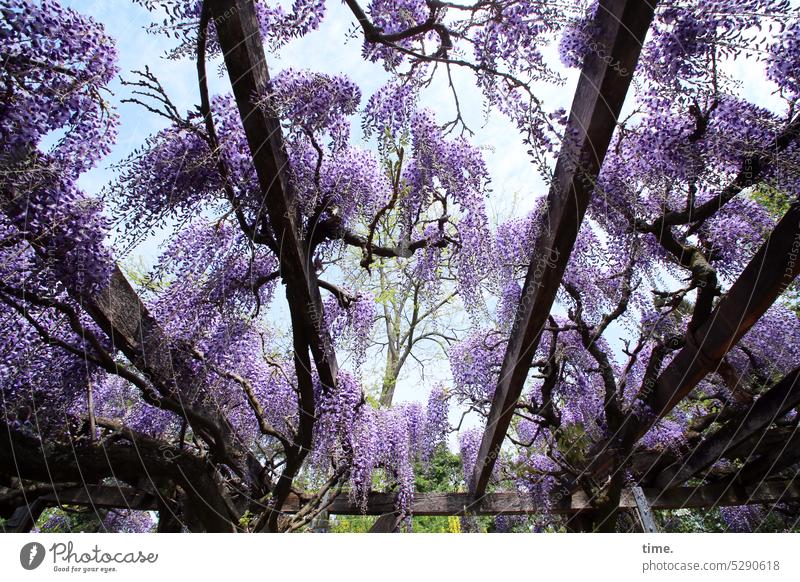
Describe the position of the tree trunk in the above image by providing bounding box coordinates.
[379,350,399,407]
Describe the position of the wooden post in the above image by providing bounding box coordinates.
[310,492,331,533]
[368,513,401,533]
[632,486,658,533]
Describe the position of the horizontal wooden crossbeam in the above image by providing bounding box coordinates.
[38,486,160,511]
[0,486,159,533]
[5,479,796,532]
[281,480,800,516]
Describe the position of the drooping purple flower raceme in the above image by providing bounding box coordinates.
[102,509,156,533]
[720,505,766,533]
[265,68,361,138]
[1,0,118,175]
[422,385,449,462]
[1,0,117,296]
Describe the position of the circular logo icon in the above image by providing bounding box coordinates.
[20,542,46,570]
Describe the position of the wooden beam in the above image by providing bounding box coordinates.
[2,499,46,533]
[582,203,800,486]
[209,0,337,527]
[368,513,402,532]
[643,479,800,512]
[470,0,658,497]
[1,487,158,532]
[0,167,256,483]
[632,486,658,532]
[209,0,337,388]
[643,203,800,424]
[88,267,255,481]
[0,419,237,532]
[655,367,800,489]
[210,0,344,528]
[738,431,800,484]
[279,480,800,516]
[13,481,799,521]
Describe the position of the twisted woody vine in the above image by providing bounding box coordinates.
[1,0,800,533]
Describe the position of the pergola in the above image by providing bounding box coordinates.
[3,0,800,533]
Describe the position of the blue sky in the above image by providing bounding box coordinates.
[57,1,794,411]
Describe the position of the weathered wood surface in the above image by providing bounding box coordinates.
[471,0,659,497]
[210,0,344,529]
[1,499,46,533]
[7,480,797,531]
[278,480,800,516]
[643,205,800,423]
[582,203,800,485]
[39,486,160,511]
[655,367,800,489]
[92,267,253,479]
[0,419,237,532]
[210,0,338,387]
[1,175,252,483]
[368,513,402,532]
[632,486,659,533]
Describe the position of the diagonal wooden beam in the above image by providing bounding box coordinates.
[470,0,658,497]
[655,367,800,489]
[642,203,800,425]
[2,500,46,533]
[0,162,256,483]
[209,0,338,389]
[209,0,344,529]
[89,267,255,475]
[738,430,800,484]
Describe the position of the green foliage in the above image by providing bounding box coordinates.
[751,186,799,315]
[656,508,726,532]
[122,255,164,293]
[238,510,254,529]
[411,515,456,532]
[330,446,464,532]
[35,507,107,532]
[411,446,464,532]
[555,423,591,467]
[751,185,794,219]
[330,515,377,532]
[755,511,800,533]
[414,446,462,494]
[656,507,800,533]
